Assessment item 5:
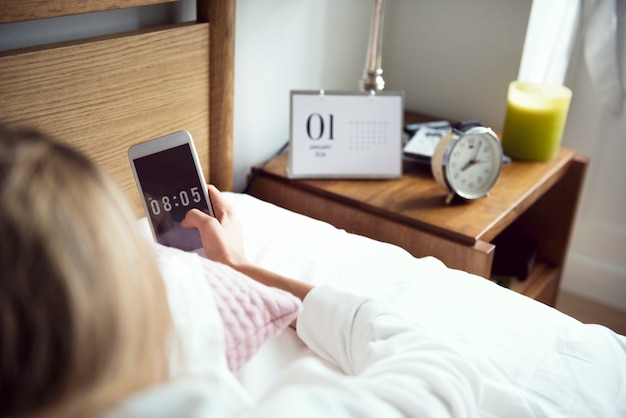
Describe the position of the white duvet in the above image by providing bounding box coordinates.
[224,192,626,417]
[136,192,626,417]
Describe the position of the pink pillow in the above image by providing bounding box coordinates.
[201,257,302,371]
[153,244,302,371]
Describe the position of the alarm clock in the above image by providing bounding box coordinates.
[430,126,503,204]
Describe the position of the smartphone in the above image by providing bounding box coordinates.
[129,131,214,252]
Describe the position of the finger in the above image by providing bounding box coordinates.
[206,184,233,221]
[181,208,213,230]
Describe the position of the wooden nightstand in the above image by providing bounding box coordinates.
[247,113,588,306]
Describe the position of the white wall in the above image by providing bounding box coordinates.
[234,0,625,311]
[233,0,371,189]
[1,0,624,310]
[556,3,626,310]
[233,0,531,188]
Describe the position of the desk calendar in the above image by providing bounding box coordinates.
[287,90,404,179]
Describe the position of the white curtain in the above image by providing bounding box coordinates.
[518,0,623,115]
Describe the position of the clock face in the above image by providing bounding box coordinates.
[444,130,502,199]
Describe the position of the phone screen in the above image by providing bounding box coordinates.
[133,143,210,251]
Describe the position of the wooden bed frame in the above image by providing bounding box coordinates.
[0,0,235,217]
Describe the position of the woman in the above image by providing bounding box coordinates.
[0,126,480,417]
[0,126,173,417]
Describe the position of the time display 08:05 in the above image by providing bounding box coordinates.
[148,187,202,215]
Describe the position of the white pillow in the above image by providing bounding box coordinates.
[153,243,302,372]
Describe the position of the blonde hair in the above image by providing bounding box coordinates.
[0,127,173,417]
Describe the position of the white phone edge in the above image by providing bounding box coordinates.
[128,130,215,242]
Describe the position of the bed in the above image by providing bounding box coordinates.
[1,2,625,417]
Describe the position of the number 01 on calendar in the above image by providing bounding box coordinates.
[287,90,404,179]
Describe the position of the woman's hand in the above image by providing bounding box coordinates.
[181,185,247,268]
[182,185,313,306]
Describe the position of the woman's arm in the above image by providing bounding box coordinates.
[181,185,313,302]
[183,186,481,416]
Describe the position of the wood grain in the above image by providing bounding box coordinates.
[0,24,210,216]
[0,0,177,23]
[249,148,578,246]
[1,0,236,213]
[199,0,236,191]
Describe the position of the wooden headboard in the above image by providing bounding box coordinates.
[0,0,235,217]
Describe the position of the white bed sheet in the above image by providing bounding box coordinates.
[222,192,626,417]
[137,192,625,416]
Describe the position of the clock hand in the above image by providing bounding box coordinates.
[473,140,483,161]
[462,140,483,171]
[461,160,473,171]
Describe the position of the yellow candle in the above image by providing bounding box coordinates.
[501,81,572,161]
